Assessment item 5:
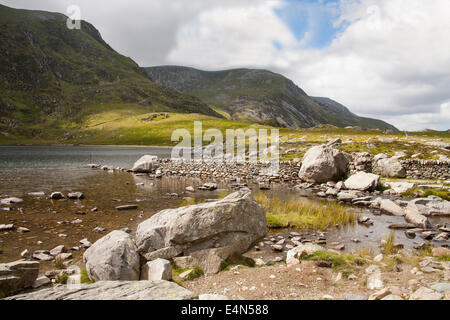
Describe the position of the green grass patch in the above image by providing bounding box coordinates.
[80,268,94,284]
[403,188,450,201]
[172,266,204,281]
[382,231,398,255]
[255,192,359,230]
[301,250,367,276]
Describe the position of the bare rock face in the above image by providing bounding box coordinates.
[5,280,197,300]
[83,230,140,281]
[298,145,350,183]
[373,158,406,178]
[135,188,267,264]
[344,172,380,191]
[132,155,158,173]
[0,260,39,297]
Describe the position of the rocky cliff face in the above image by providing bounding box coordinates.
[0,4,219,134]
[144,66,397,131]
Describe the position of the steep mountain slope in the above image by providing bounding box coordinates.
[144,66,397,131]
[0,4,219,137]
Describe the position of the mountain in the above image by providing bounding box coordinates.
[144,66,397,131]
[0,4,220,137]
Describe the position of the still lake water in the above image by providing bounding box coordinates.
[0,145,447,267]
[0,145,174,196]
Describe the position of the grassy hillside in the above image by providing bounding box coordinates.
[0,4,220,141]
[144,66,398,131]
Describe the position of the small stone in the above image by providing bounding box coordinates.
[50,245,66,256]
[33,251,54,261]
[179,269,195,279]
[409,287,444,300]
[32,276,51,289]
[68,192,84,200]
[79,238,92,248]
[17,227,30,233]
[50,192,65,200]
[322,294,334,300]
[116,205,138,211]
[374,254,383,262]
[21,249,31,259]
[369,288,391,300]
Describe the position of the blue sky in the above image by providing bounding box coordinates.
[274,0,346,48]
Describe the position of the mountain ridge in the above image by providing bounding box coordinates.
[144,65,397,131]
[0,4,220,138]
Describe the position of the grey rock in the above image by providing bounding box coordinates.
[68,192,84,200]
[140,258,172,281]
[430,282,450,293]
[116,205,138,211]
[6,280,197,300]
[0,260,40,297]
[409,287,443,300]
[380,199,405,216]
[132,155,158,173]
[83,230,140,281]
[50,192,65,200]
[32,276,51,289]
[136,188,267,263]
[373,158,406,178]
[49,245,66,256]
[298,145,349,184]
[344,172,379,191]
[0,197,23,205]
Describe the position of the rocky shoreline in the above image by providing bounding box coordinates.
[1,141,449,300]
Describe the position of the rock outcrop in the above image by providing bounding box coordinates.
[6,280,197,300]
[83,230,140,281]
[136,188,267,267]
[0,260,39,297]
[298,145,350,183]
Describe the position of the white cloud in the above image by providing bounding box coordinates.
[166,0,450,130]
[1,0,449,130]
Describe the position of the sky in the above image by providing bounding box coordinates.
[1,0,449,131]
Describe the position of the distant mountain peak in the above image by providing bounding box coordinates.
[144,66,397,131]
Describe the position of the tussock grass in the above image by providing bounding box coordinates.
[255,192,359,230]
[382,231,397,255]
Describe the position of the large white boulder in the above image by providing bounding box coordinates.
[373,158,406,178]
[298,145,350,183]
[83,230,140,281]
[132,155,158,173]
[286,244,324,266]
[135,188,267,262]
[344,172,380,191]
